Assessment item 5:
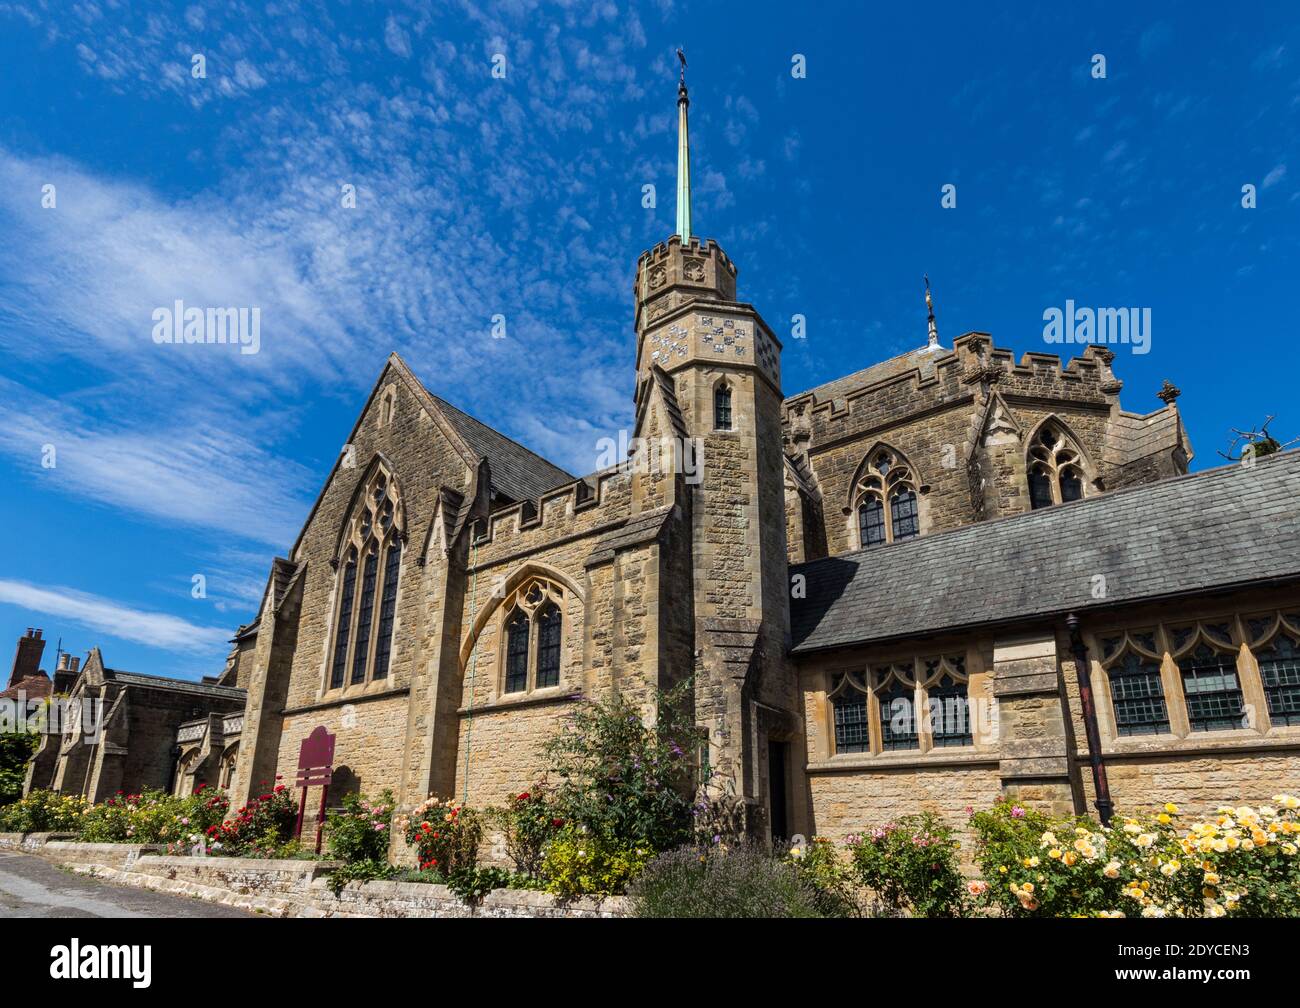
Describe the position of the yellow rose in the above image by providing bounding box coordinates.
[1164,803,1178,815]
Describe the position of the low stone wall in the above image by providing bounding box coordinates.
[4,835,631,918]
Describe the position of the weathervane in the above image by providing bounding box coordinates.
[676,47,687,86]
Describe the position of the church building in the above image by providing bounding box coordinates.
[54,73,1300,847]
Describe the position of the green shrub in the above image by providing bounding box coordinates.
[0,732,39,806]
[325,790,394,864]
[847,812,969,918]
[630,843,826,917]
[541,828,652,897]
[543,684,697,854]
[786,837,862,916]
[0,789,89,832]
[487,786,562,878]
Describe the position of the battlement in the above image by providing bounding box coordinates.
[471,465,631,549]
[634,235,738,331]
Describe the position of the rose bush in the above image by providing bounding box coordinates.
[846,812,969,917]
[397,796,481,875]
[968,794,1300,918]
[0,788,88,832]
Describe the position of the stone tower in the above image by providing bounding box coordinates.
[632,60,799,838]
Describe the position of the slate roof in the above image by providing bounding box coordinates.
[787,344,950,406]
[790,450,1300,654]
[103,668,247,700]
[429,394,576,503]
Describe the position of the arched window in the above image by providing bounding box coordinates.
[923,656,972,747]
[537,604,562,688]
[1178,643,1246,732]
[714,383,732,431]
[852,448,920,548]
[1028,423,1089,509]
[373,539,402,680]
[498,576,566,695]
[505,611,530,693]
[874,664,918,751]
[1254,634,1300,727]
[327,463,404,691]
[830,672,869,754]
[330,549,357,689]
[351,546,378,684]
[1106,648,1170,736]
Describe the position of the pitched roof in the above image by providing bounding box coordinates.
[102,668,247,700]
[787,345,950,406]
[427,393,576,503]
[790,450,1300,654]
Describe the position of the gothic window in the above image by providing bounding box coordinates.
[499,576,566,695]
[852,448,921,548]
[351,547,378,684]
[505,611,530,694]
[875,665,918,751]
[327,462,405,691]
[537,604,562,688]
[1107,650,1171,736]
[330,550,357,689]
[714,384,732,431]
[923,656,972,747]
[1028,423,1089,509]
[1256,635,1300,727]
[373,540,402,680]
[1178,643,1247,732]
[830,672,869,754]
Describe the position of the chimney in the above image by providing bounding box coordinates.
[9,627,46,688]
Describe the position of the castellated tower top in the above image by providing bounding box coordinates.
[634,234,737,332]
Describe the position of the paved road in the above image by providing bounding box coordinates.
[0,850,254,918]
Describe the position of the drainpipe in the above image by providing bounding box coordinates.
[1066,613,1113,825]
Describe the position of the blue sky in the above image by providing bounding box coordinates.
[0,1,1296,680]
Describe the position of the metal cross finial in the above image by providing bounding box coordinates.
[676,47,687,84]
[924,275,939,348]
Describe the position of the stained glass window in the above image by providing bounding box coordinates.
[1108,651,1170,736]
[351,547,378,684]
[1028,465,1054,509]
[1257,635,1300,727]
[505,610,530,694]
[373,540,401,681]
[890,489,919,540]
[1028,424,1088,508]
[330,551,356,689]
[1179,644,1246,732]
[1060,466,1083,502]
[537,604,562,688]
[858,496,886,547]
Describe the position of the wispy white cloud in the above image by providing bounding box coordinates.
[0,578,230,651]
